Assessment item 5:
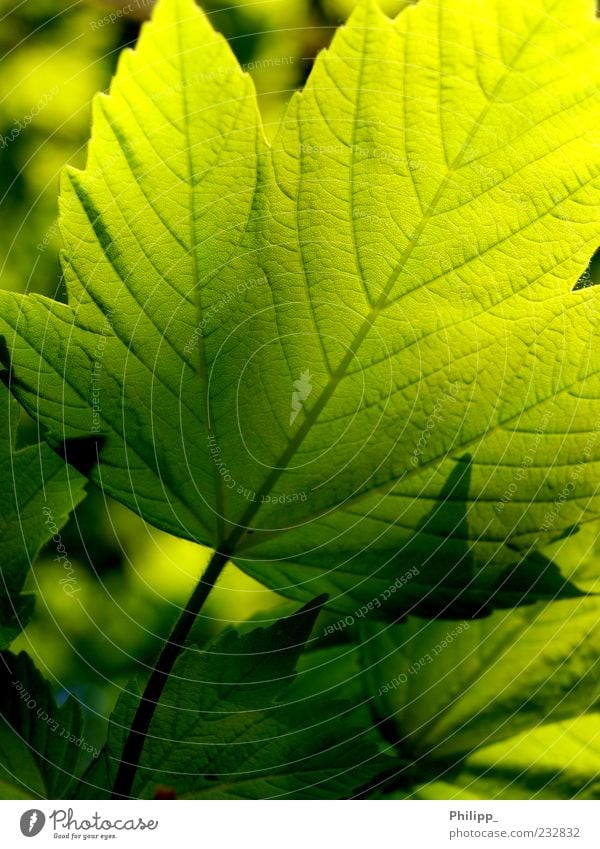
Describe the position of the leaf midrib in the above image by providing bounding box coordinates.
[176,12,225,541]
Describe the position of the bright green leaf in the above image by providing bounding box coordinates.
[457,714,600,799]
[378,715,600,799]
[1,0,599,616]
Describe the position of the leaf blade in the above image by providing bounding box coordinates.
[1,0,599,615]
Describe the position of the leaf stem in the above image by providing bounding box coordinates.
[110,547,229,799]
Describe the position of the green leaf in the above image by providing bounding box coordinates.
[1,0,599,616]
[376,715,600,799]
[457,714,600,799]
[106,600,385,799]
[72,748,112,801]
[0,724,46,800]
[0,384,85,648]
[0,651,89,799]
[360,596,600,762]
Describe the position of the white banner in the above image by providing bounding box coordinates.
[0,800,598,848]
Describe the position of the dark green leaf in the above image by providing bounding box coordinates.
[0,651,91,799]
[0,384,85,647]
[107,600,386,798]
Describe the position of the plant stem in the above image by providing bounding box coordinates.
[110,547,229,799]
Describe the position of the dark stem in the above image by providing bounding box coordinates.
[110,548,229,799]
